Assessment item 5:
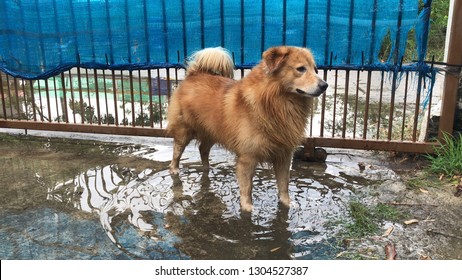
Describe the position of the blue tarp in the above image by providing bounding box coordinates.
[0,0,430,79]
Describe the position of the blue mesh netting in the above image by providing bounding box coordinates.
[0,0,431,79]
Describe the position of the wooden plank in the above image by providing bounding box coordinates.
[439,0,462,138]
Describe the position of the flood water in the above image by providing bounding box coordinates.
[0,132,396,260]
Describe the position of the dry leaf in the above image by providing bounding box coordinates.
[385,243,397,260]
[270,247,281,253]
[419,188,429,193]
[420,254,432,260]
[404,219,419,225]
[439,174,445,181]
[382,226,394,237]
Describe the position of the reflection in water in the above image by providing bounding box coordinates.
[46,150,376,259]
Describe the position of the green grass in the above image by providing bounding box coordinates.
[342,201,407,239]
[425,133,462,177]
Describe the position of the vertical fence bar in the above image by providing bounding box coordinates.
[156,69,163,128]
[94,70,101,125]
[353,70,360,138]
[85,69,93,124]
[112,70,119,126]
[45,79,52,122]
[6,75,13,118]
[129,71,135,127]
[13,78,21,119]
[0,74,6,119]
[166,68,172,100]
[412,74,423,141]
[363,71,371,139]
[148,70,154,128]
[102,70,109,125]
[342,70,349,138]
[52,77,59,122]
[320,69,327,137]
[332,69,338,137]
[29,80,37,122]
[424,71,436,141]
[77,68,84,124]
[37,80,44,121]
[21,79,27,120]
[401,71,409,141]
[138,70,143,127]
[68,70,76,124]
[121,71,126,125]
[388,70,398,140]
[60,72,68,123]
[376,71,384,139]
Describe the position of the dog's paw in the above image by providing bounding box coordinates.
[240,202,254,213]
[279,196,291,209]
[169,166,180,175]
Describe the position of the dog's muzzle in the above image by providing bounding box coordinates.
[296,80,328,97]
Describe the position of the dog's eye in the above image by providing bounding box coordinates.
[296,66,307,73]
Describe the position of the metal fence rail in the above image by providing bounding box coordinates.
[0,65,438,153]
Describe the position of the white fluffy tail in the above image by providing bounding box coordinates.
[186,47,234,78]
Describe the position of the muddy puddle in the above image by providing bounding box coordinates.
[0,132,460,260]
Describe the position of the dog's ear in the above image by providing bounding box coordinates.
[263,47,289,73]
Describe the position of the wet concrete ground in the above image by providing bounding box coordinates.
[0,129,461,260]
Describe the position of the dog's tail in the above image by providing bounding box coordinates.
[186,47,234,78]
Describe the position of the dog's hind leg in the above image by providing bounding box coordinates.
[236,155,257,212]
[273,154,292,208]
[199,140,214,172]
[169,130,193,175]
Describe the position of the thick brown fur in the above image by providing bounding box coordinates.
[167,46,328,212]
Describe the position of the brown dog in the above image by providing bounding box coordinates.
[167,46,328,212]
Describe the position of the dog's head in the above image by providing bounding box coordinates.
[262,46,328,97]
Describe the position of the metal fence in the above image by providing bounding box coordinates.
[0,64,440,154]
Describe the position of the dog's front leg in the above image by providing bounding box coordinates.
[273,154,292,208]
[236,155,257,212]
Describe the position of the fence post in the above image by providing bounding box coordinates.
[438,0,462,138]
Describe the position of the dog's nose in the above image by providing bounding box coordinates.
[319,80,328,93]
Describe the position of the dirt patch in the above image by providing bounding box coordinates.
[339,154,462,260]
